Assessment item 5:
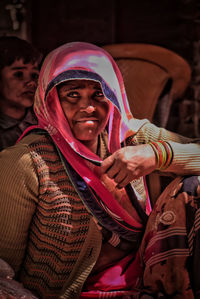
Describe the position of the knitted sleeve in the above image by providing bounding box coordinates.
[134,120,200,175]
[0,143,38,272]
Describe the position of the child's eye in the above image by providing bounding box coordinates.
[31,72,39,81]
[13,71,23,79]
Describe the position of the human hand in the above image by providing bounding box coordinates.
[0,258,38,299]
[0,278,38,299]
[101,144,157,189]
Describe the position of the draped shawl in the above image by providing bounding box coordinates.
[21,41,151,238]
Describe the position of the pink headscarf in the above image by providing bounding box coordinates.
[22,42,149,229]
[34,42,136,158]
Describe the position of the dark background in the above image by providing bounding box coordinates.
[0,0,200,137]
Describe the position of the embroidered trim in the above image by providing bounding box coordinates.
[108,233,120,247]
[159,211,176,225]
[44,124,58,135]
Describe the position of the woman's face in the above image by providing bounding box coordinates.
[57,79,110,152]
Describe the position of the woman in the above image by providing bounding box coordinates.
[0,42,200,299]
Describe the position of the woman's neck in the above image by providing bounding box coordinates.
[80,137,99,154]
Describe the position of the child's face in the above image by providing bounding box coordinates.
[0,58,39,113]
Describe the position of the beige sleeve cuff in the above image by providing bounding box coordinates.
[164,141,200,175]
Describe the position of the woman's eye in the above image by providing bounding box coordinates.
[13,71,23,79]
[59,91,80,104]
[67,91,79,98]
[94,91,104,97]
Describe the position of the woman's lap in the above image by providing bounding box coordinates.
[139,175,200,298]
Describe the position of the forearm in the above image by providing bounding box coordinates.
[166,141,200,175]
[134,121,195,144]
[135,121,200,175]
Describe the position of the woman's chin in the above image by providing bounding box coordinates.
[74,127,100,141]
[76,131,98,142]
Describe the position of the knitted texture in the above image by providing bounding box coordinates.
[0,133,101,299]
[1,121,200,298]
[131,119,200,175]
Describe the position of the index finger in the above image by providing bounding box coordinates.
[101,154,115,174]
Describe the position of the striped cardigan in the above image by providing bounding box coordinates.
[0,133,102,298]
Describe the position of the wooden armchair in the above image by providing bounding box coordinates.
[102,43,191,204]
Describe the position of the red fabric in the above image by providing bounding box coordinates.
[18,42,149,230]
[80,252,142,298]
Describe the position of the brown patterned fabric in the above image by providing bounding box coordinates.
[139,176,200,298]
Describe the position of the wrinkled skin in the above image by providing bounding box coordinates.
[58,79,110,153]
[101,144,157,189]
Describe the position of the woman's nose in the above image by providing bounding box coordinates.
[80,96,96,112]
[84,105,96,113]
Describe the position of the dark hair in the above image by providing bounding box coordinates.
[0,36,42,70]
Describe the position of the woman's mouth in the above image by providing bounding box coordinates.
[75,118,98,124]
